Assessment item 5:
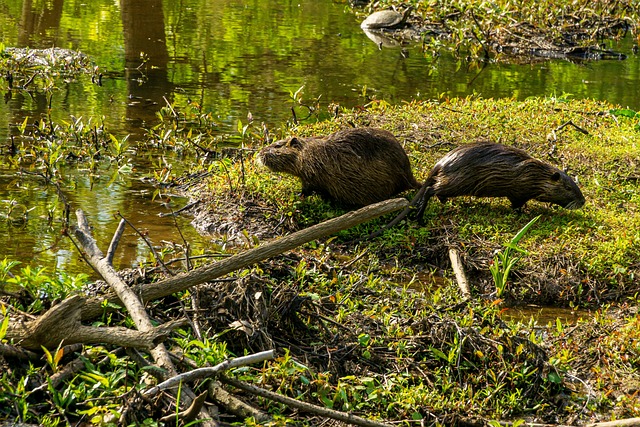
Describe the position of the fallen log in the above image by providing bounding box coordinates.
[74,211,218,426]
[2,294,184,350]
[79,198,409,321]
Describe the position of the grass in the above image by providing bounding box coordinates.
[197,95,640,303]
[2,95,640,426]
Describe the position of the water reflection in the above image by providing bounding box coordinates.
[18,0,64,47]
[502,305,590,326]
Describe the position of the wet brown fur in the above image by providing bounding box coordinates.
[419,142,585,212]
[366,142,585,240]
[256,127,421,206]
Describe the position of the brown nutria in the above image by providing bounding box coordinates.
[256,127,421,206]
[366,142,585,239]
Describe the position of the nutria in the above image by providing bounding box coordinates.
[256,127,421,206]
[367,142,586,239]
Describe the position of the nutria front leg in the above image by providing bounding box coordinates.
[509,197,528,210]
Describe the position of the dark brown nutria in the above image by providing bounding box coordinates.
[256,127,421,206]
[419,141,585,211]
[366,142,585,240]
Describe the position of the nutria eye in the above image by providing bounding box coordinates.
[551,172,561,181]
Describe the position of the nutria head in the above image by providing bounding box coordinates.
[534,168,585,209]
[256,137,307,176]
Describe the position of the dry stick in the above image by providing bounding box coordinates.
[74,209,218,427]
[144,350,276,397]
[106,219,126,265]
[32,358,85,392]
[220,376,394,427]
[448,248,470,298]
[159,391,208,424]
[80,198,409,321]
[586,419,640,427]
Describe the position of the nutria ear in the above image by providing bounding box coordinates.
[288,137,303,149]
[551,172,561,181]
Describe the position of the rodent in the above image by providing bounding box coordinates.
[256,127,421,206]
[367,142,586,239]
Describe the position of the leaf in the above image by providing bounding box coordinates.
[510,215,541,246]
[42,346,53,365]
[610,108,639,118]
[430,347,448,361]
[0,307,9,340]
[54,347,65,365]
[19,116,29,133]
[548,370,562,384]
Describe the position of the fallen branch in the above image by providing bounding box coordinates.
[0,342,40,360]
[448,247,471,298]
[2,295,183,350]
[144,349,276,397]
[220,376,395,427]
[80,198,409,321]
[74,209,218,426]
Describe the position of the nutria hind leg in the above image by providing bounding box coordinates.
[414,187,436,225]
[300,184,331,201]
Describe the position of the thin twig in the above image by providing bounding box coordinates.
[220,376,395,427]
[158,199,202,217]
[554,120,589,135]
[106,219,126,265]
[116,211,173,276]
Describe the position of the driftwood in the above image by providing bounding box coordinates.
[79,198,409,321]
[73,211,218,426]
[1,294,184,350]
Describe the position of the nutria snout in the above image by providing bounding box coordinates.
[256,127,421,207]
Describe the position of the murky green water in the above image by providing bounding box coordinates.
[1,0,639,273]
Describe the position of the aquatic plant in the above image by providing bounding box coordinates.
[490,215,541,298]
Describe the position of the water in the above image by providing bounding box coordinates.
[502,305,590,326]
[0,0,638,273]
